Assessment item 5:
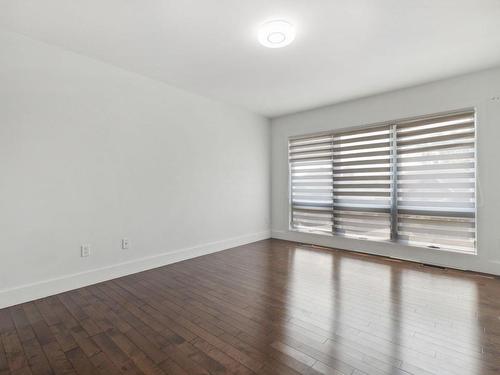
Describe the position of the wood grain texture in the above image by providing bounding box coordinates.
[1,239,500,375]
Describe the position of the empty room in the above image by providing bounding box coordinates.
[1,1,500,374]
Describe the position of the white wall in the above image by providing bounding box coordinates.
[0,31,270,308]
[272,67,500,275]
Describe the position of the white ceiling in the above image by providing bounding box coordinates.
[1,0,500,117]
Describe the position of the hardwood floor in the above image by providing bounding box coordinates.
[1,239,500,375]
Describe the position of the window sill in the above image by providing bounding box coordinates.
[288,227,477,256]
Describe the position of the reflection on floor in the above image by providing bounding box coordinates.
[1,239,500,375]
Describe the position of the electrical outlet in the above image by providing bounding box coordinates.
[81,244,90,257]
[121,238,130,250]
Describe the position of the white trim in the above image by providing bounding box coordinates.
[0,230,271,309]
[287,107,475,141]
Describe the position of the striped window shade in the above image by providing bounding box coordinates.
[289,134,334,234]
[289,109,477,254]
[331,125,392,240]
[395,110,476,253]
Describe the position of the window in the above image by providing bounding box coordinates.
[289,109,476,254]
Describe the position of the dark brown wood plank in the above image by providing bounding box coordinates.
[1,239,500,375]
[65,347,99,375]
[1,330,31,374]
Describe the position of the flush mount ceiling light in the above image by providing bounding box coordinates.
[258,19,295,48]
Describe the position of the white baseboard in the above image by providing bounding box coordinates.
[0,230,271,309]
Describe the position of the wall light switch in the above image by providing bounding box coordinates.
[81,244,90,257]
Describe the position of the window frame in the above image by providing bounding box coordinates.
[288,107,478,255]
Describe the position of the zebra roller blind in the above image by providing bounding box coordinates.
[331,125,392,241]
[289,134,335,234]
[289,109,476,254]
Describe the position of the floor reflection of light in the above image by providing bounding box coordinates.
[284,245,483,374]
[396,268,481,375]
